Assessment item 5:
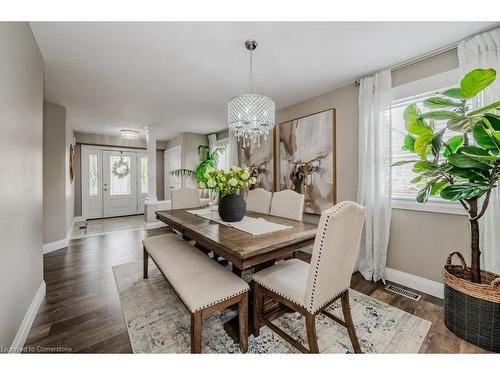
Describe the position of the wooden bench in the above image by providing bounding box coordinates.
[142,233,249,353]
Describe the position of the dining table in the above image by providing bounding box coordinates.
[155,208,318,341]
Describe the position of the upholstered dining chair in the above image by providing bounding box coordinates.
[171,187,201,209]
[269,189,305,221]
[246,188,273,214]
[252,201,366,353]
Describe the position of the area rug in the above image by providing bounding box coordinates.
[113,262,431,353]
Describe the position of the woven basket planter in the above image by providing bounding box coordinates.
[443,251,500,352]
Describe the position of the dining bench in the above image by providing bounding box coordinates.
[142,233,249,353]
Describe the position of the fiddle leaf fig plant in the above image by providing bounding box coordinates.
[394,68,500,284]
[170,144,226,183]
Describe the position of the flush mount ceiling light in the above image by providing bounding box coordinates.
[228,40,275,148]
[120,129,140,140]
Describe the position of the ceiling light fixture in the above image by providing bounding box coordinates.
[227,40,275,148]
[120,129,140,140]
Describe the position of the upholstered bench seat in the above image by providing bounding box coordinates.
[143,233,249,353]
[143,234,249,312]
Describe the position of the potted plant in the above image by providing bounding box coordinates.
[394,68,500,352]
[170,144,225,182]
[200,166,256,222]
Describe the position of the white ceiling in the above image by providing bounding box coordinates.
[30,22,498,140]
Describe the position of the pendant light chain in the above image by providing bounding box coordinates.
[249,48,253,93]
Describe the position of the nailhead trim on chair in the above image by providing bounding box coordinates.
[307,202,351,314]
[182,287,250,313]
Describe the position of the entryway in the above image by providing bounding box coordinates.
[81,145,149,220]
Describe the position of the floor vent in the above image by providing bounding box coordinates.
[385,284,421,301]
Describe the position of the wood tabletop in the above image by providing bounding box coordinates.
[156,209,317,270]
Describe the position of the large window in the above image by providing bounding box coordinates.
[390,69,465,215]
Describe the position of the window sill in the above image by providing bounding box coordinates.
[392,197,468,216]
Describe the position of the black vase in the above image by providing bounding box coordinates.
[218,193,246,222]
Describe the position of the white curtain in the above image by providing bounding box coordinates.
[228,129,239,168]
[458,27,500,274]
[356,69,392,282]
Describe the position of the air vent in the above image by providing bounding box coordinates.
[385,284,421,301]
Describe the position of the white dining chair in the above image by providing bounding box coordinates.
[253,201,366,353]
[171,187,201,209]
[246,188,273,214]
[270,189,305,221]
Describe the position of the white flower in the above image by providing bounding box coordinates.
[230,166,241,172]
[228,178,238,187]
[198,181,206,189]
[207,179,216,188]
[250,177,257,184]
[242,170,250,179]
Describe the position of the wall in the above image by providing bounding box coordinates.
[43,102,67,244]
[65,113,75,230]
[0,22,44,347]
[276,49,469,283]
[180,133,208,189]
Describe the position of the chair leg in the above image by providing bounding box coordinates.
[238,292,248,353]
[341,290,362,354]
[253,282,263,337]
[143,247,149,279]
[191,311,202,353]
[305,312,319,353]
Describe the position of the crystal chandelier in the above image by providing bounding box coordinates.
[228,40,275,148]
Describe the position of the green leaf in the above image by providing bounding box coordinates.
[447,117,470,132]
[448,153,491,170]
[423,97,462,108]
[448,166,489,182]
[391,160,418,167]
[411,175,426,184]
[416,183,432,203]
[440,183,490,201]
[467,100,500,116]
[459,145,499,162]
[441,87,464,99]
[413,160,435,172]
[170,168,195,177]
[431,129,445,158]
[420,111,461,120]
[473,114,500,153]
[414,132,433,159]
[404,104,432,136]
[460,68,496,99]
[430,179,449,195]
[443,135,464,157]
[402,135,416,152]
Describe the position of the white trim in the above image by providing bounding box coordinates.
[42,238,68,254]
[145,221,167,229]
[392,197,467,216]
[385,267,444,299]
[9,281,46,353]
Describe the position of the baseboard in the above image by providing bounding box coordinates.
[385,267,444,299]
[42,238,69,254]
[9,281,46,353]
[145,221,167,230]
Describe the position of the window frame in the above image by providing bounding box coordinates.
[391,68,467,216]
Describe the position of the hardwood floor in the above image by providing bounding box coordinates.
[24,227,488,353]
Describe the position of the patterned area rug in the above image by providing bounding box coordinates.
[113,262,431,353]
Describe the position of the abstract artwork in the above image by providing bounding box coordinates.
[276,109,336,214]
[239,134,273,191]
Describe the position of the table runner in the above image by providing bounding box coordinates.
[186,207,292,236]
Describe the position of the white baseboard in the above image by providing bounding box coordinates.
[385,267,444,299]
[42,238,68,254]
[146,221,167,229]
[9,281,46,353]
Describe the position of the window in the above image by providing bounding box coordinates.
[216,139,230,171]
[88,153,98,196]
[391,69,465,215]
[140,156,148,194]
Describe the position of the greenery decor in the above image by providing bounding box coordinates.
[170,145,225,182]
[395,68,500,284]
[112,156,130,179]
[199,166,256,196]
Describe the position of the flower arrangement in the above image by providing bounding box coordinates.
[198,166,257,196]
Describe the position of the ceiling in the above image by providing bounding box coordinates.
[30,22,498,140]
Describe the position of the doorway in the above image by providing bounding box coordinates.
[81,145,148,219]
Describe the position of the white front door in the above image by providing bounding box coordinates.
[102,151,138,217]
[164,146,182,200]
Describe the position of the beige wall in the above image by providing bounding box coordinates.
[0,22,44,347]
[276,49,467,283]
[43,102,68,243]
[180,133,208,189]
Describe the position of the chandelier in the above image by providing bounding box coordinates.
[228,40,275,148]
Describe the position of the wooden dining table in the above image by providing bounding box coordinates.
[155,208,318,341]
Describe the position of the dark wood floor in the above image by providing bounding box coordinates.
[24,227,488,353]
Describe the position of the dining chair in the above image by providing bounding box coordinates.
[171,187,201,209]
[269,189,305,221]
[252,201,366,353]
[246,188,273,214]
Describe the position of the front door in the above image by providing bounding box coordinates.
[102,151,138,217]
